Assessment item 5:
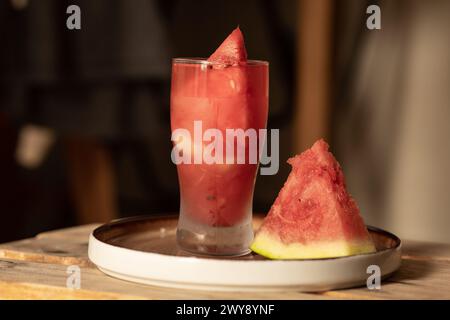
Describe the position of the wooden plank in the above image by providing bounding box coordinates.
[0,238,91,267]
[0,281,143,300]
[320,258,450,299]
[402,240,450,262]
[36,224,100,240]
[0,224,98,267]
[0,229,95,267]
[2,254,449,299]
[319,240,450,299]
[0,258,327,300]
[2,224,450,299]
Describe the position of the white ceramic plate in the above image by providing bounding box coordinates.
[88,215,401,292]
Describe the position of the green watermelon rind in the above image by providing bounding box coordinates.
[251,231,376,260]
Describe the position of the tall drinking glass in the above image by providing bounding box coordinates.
[170,58,269,256]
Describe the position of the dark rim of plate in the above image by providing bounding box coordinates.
[92,214,401,261]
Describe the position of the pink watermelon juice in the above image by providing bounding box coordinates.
[171,28,268,255]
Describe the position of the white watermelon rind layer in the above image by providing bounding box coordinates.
[250,232,376,260]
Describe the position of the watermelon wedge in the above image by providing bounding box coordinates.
[251,139,376,259]
[208,27,247,66]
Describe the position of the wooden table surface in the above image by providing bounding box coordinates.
[0,224,449,300]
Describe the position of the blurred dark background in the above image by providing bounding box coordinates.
[1,0,449,243]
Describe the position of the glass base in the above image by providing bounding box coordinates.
[176,215,253,257]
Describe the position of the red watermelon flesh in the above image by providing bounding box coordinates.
[250,139,375,259]
[208,27,247,66]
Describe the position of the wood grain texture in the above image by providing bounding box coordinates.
[402,240,450,262]
[321,258,450,299]
[36,224,100,240]
[1,223,450,299]
[0,225,96,267]
[0,258,326,300]
[0,280,143,300]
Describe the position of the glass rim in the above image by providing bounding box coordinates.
[172,57,269,66]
